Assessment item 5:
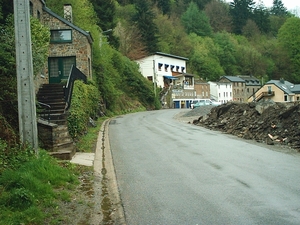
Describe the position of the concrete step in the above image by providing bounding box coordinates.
[49,150,75,160]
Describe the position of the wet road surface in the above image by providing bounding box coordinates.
[108,109,300,225]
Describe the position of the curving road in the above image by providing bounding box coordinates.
[108,109,300,225]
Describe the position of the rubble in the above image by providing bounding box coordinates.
[191,101,300,151]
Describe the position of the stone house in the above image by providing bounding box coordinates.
[219,76,246,102]
[28,0,93,157]
[30,0,93,90]
[237,75,261,101]
[248,79,300,102]
[194,77,210,99]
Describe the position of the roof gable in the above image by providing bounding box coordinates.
[219,76,245,83]
[43,6,93,44]
[266,79,298,94]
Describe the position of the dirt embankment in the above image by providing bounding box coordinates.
[189,101,300,151]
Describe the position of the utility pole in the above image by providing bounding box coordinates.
[14,0,38,152]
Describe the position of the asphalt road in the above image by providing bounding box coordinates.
[108,109,300,225]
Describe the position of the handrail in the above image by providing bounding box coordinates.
[252,91,275,102]
[37,101,51,123]
[64,65,87,110]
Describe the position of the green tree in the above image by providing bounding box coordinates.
[155,14,193,57]
[90,0,119,48]
[252,4,270,34]
[189,34,224,81]
[0,0,13,24]
[181,2,212,36]
[230,0,255,34]
[270,0,287,16]
[132,0,159,54]
[234,36,267,77]
[213,32,238,75]
[0,16,50,141]
[278,17,300,83]
[155,0,171,15]
[205,0,232,33]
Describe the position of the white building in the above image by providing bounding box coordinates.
[135,52,188,89]
[209,81,232,103]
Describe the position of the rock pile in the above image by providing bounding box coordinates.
[192,101,300,151]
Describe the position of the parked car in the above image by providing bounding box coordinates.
[191,99,221,109]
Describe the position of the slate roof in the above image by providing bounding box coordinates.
[266,79,300,94]
[155,52,189,61]
[220,76,245,82]
[238,75,261,86]
[43,6,93,44]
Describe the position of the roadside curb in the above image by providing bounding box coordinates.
[90,118,126,225]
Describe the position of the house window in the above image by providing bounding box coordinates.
[176,66,180,72]
[37,10,41,20]
[267,86,272,94]
[284,95,288,101]
[158,63,163,71]
[50,30,72,43]
[165,64,169,72]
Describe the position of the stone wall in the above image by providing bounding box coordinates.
[42,12,92,79]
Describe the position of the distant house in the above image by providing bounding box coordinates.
[209,81,232,104]
[194,77,210,99]
[248,79,300,102]
[218,76,245,102]
[135,52,188,89]
[30,1,93,90]
[237,75,261,101]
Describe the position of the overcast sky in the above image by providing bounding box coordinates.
[261,0,299,10]
[225,0,299,11]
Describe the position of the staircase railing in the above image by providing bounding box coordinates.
[37,101,51,123]
[252,91,275,102]
[64,65,87,110]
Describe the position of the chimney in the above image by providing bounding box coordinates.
[280,78,285,84]
[64,4,73,23]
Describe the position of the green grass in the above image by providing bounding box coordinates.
[0,146,79,225]
[75,116,109,153]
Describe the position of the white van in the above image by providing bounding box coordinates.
[190,99,221,109]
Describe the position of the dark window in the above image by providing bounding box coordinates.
[165,64,169,72]
[158,63,163,71]
[50,30,72,43]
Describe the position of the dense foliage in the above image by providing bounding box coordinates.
[0,12,50,144]
[113,0,299,84]
[67,80,101,138]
